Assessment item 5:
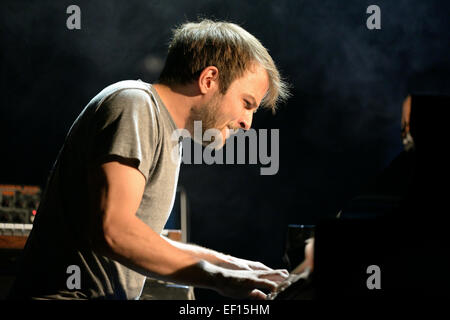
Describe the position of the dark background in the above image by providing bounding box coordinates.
[1,0,449,299]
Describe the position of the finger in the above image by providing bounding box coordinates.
[236,259,272,271]
[260,274,287,284]
[243,264,253,271]
[279,269,289,276]
[258,270,289,283]
[248,289,267,300]
[253,278,278,292]
[256,268,289,276]
[276,280,292,292]
[230,262,252,271]
[251,263,272,271]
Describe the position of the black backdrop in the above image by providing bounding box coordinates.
[1,0,449,299]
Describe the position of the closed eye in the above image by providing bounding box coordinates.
[244,100,258,113]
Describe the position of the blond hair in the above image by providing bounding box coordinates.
[158,19,290,111]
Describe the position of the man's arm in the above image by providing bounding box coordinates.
[87,160,288,299]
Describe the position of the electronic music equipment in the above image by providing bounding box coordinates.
[0,185,40,236]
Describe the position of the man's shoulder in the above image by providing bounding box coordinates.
[104,79,151,92]
[108,87,152,106]
[100,80,153,104]
[91,80,158,116]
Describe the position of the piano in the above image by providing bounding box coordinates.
[272,94,450,299]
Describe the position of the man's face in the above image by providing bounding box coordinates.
[191,63,269,148]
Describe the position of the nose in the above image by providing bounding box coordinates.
[238,111,253,131]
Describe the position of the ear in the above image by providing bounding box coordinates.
[198,66,219,95]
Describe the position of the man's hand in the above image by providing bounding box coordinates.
[217,255,289,279]
[215,255,289,297]
[217,255,271,271]
[162,237,288,299]
[201,261,289,300]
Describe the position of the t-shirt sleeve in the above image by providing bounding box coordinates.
[89,88,158,181]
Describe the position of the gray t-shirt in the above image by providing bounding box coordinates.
[9,80,181,300]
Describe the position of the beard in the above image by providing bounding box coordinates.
[188,92,225,147]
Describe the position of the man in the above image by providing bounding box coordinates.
[8,19,290,300]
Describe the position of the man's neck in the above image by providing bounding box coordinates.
[152,83,198,130]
